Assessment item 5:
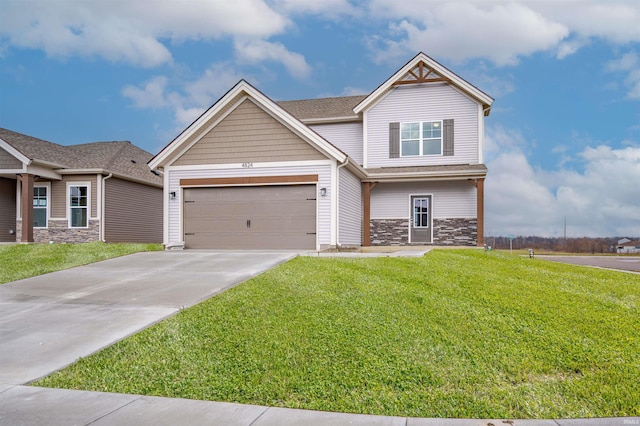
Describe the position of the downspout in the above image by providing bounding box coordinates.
[100,173,113,242]
[335,158,349,249]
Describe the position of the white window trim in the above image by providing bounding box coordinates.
[67,182,91,229]
[33,182,51,228]
[400,120,443,157]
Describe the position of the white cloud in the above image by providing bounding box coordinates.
[122,63,245,126]
[369,0,640,66]
[370,1,568,66]
[273,0,358,18]
[485,126,640,237]
[607,51,640,99]
[122,76,169,109]
[234,39,311,79]
[0,0,290,68]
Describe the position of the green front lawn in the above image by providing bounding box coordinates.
[0,242,163,284]
[35,250,640,418]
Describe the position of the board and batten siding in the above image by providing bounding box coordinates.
[310,122,363,165]
[371,181,476,219]
[366,84,479,168]
[50,175,98,219]
[0,177,16,242]
[338,167,362,246]
[167,163,333,247]
[0,148,22,169]
[173,99,326,166]
[104,178,162,243]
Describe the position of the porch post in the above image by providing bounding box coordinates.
[477,178,485,247]
[19,173,34,243]
[362,182,371,247]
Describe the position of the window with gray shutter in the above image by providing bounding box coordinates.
[389,122,400,158]
[443,119,454,156]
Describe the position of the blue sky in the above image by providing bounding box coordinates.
[1,0,639,238]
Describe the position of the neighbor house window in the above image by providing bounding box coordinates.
[401,121,442,156]
[33,186,48,228]
[69,185,89,228]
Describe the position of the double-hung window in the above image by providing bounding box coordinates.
[69,185,89,228]
[33,186,48,228]
[400,121,442,156]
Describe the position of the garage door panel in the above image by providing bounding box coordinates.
[183,185,317,249]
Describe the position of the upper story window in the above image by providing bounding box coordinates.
[33,186,48,228]
[69,184,89,228]
[400,121,442,156]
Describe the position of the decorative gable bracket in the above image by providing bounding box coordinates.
[392,61,450,86]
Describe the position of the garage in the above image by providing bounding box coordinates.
[183,184,317,249]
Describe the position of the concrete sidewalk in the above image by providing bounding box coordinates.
[0,385,634,426]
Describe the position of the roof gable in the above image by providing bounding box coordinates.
[353,52,494,116]
[172,98,327,166]
[149,80,347,169]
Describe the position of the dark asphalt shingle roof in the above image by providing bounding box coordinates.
[277,95,367,121]
[0,128,161,185]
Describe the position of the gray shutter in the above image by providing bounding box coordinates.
[443,119,454,156]
[389,122,400,158]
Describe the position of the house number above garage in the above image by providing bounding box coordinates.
[241,162,253,168]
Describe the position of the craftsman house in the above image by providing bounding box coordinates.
[0,128,162,244]
[149,52,493,250]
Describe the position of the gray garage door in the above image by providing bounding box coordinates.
[183,185,316,249]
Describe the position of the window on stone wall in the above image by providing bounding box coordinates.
[33,186,48,228]
[69,185,88,228]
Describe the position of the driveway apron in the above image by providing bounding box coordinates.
[0,250,295,385]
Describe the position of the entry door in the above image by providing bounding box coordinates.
[410,195,432,243]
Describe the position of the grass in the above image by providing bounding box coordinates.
[0,242,163,284]
[35,250,640,418]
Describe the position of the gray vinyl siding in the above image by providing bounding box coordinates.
[173,99,326,166]
[366,84,479,167]
[104,178,162,243]
[167,163,333,247]
[0,148,22,169]
[310,122,363,165]
[0,178,16,242]
[371,181,476,219]
[338,167,362,246]
[50,175,98,219]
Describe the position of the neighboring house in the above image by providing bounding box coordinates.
[0,128,163,244]
[617,238,640,254]
[149,52,493,250]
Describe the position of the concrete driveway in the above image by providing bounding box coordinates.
[0,250,295,385]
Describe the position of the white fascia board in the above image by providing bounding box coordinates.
[26,164,62,180]
[167,159,333,172]
[0,138,30,164]
[353,52,494,114]
[364,168,488,181]
[58,169,162,188]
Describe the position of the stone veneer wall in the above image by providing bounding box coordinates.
[370,219,409,246]
[16,219,100,243]
[370,218,477,246]
[432,218,477,246]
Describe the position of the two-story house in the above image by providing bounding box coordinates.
[148,53,493,250]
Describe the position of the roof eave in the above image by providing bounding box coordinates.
[363,169,487,182]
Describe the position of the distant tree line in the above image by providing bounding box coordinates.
[484,236,636,253]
